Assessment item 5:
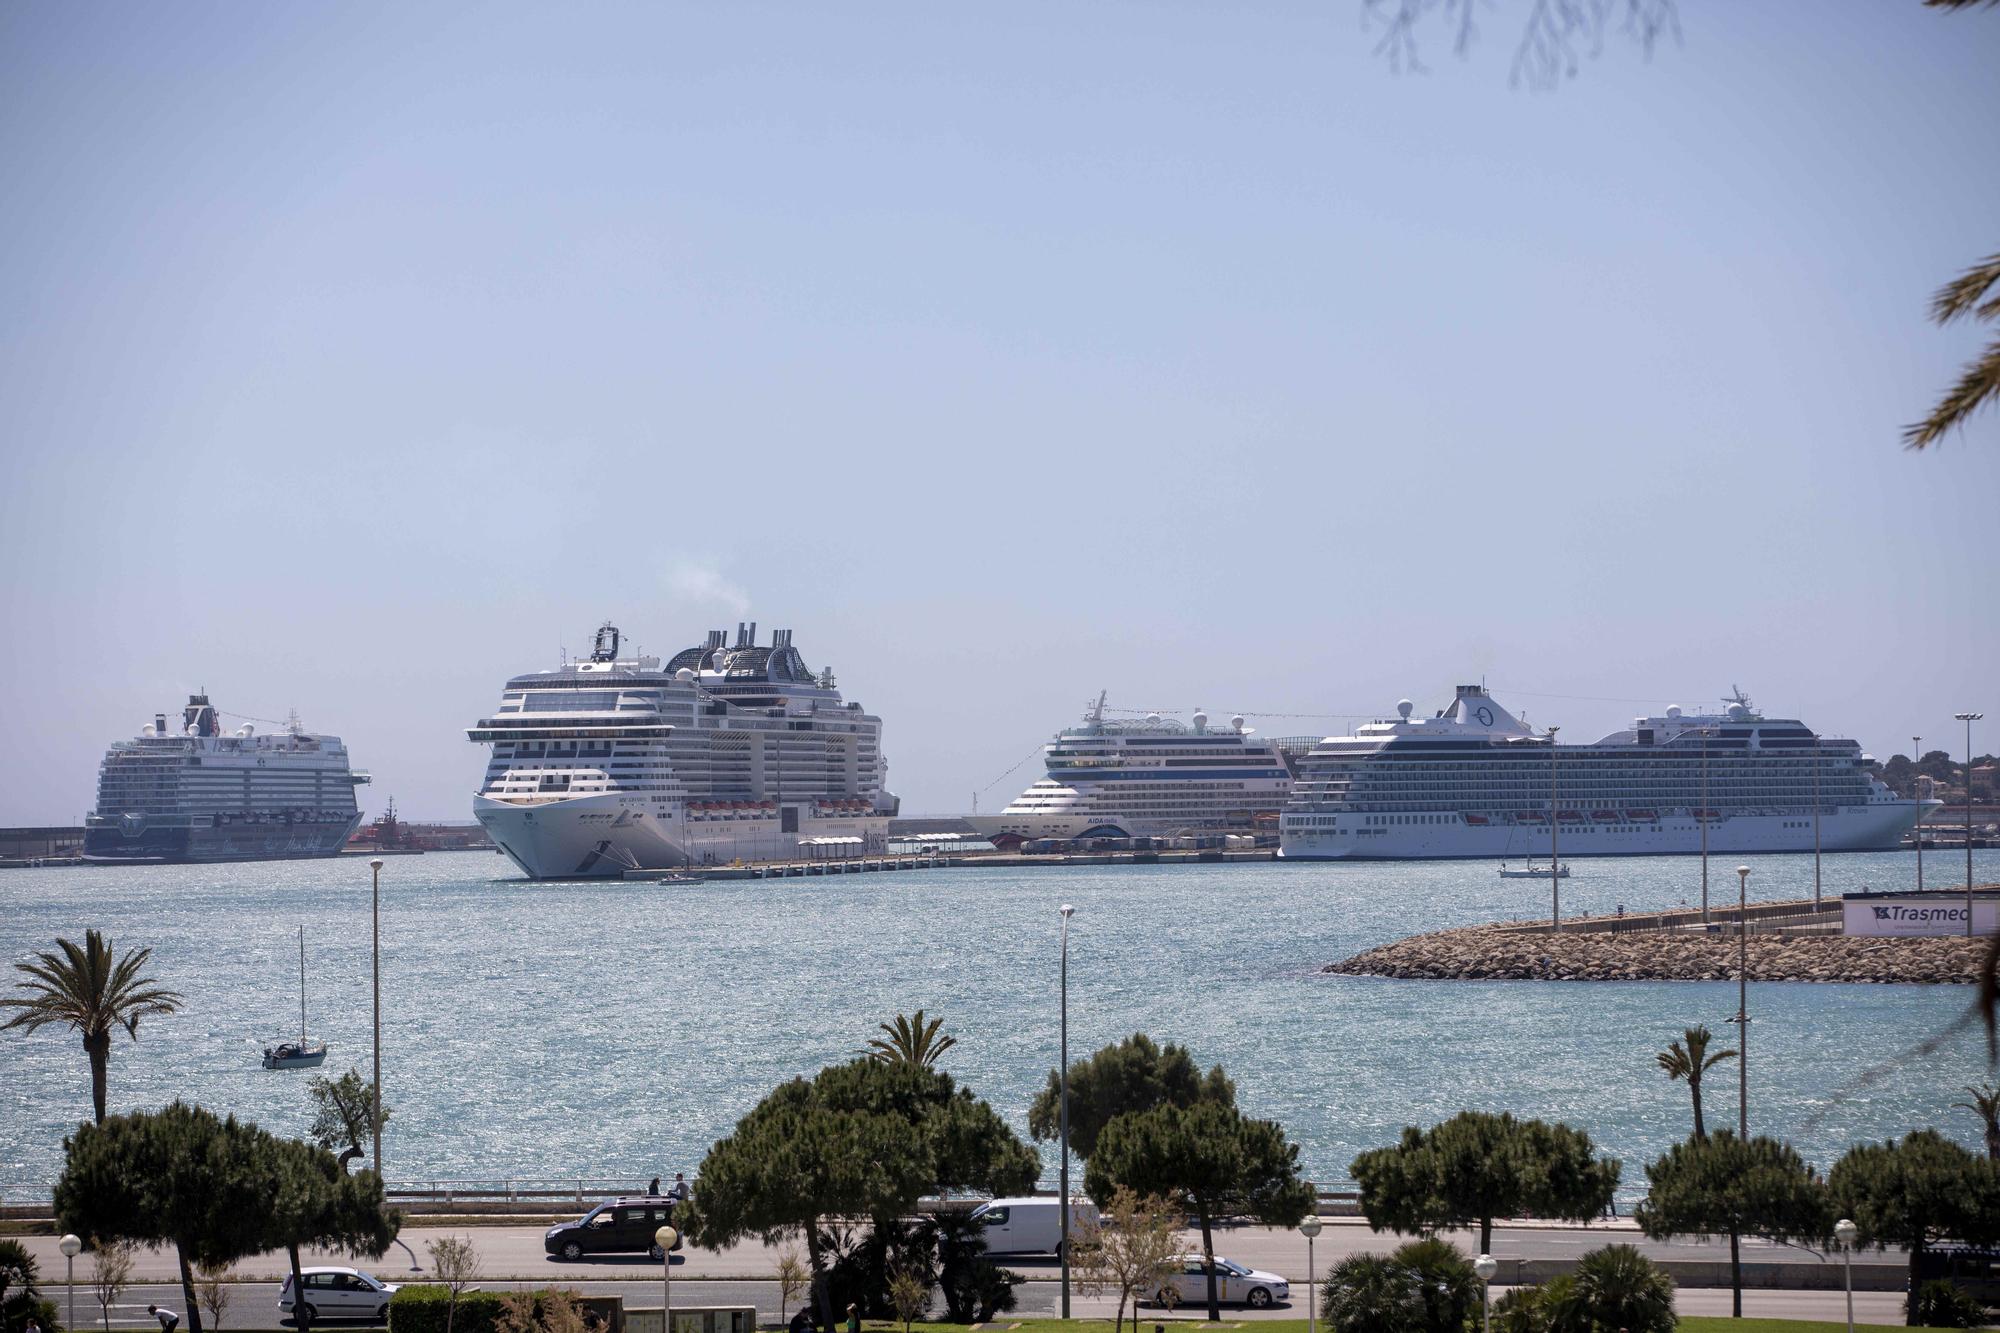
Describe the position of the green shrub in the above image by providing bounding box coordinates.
[1318,1239,1479,1333]
[1909,1278,1985,1329]
[1491,1285,1547,1333]
[389,1285,508,1333]
[1,1240,63,1333]
[1570,1244,1675,1333]
[1392,1239,1481,1333]
[1321,1252,1418,1333]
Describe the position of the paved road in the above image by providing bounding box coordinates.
[54,1279,1913,1329]
[19,1220,1896,1282]
[25,1221,1907,1328]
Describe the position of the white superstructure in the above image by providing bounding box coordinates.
[1280,685,1935,860]
[966,693,1306,843]
[84,695,368,863]
[470,622,897,878]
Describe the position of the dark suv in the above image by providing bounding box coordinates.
[544,1198,684,1260]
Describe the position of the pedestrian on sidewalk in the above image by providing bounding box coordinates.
[25,1317,45,1333]
[148,1305,182,1333]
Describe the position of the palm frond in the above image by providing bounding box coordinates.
[1905,336,2000,450]
[865,1009,957,1067]
[1928,255,2000,326]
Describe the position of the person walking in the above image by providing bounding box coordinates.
[843,1304,859,1333]
[148,1305,182,1333]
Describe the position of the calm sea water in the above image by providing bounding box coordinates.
[2,848,1993,1202]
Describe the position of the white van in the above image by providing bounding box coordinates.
[967,1196,1100,1257]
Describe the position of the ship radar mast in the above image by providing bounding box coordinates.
[1722,685,1757,717]
[1085,690,1108,726]
[590,621,621,663]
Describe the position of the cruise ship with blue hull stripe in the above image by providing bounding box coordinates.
[1280,685,1933,860]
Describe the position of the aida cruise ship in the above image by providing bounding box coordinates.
[1280,685,1933,860]
[470,622,896,878]
[966,693,1308,843]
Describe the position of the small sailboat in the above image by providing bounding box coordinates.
[262,925,328,1070]
[1498,860,1570,879]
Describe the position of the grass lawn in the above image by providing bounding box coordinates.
[868,1312,1960,1320]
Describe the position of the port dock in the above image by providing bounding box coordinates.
[623,846,1279,881]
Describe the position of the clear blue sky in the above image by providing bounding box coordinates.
[3,3,1995,823]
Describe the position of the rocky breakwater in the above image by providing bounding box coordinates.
[1324,921,1987,984]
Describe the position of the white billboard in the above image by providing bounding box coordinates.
[1843,894,1999,937]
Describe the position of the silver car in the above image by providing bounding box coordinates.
[1150,1255,1291,1309]
[279,1267,400,1325]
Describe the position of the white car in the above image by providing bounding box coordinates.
[279,1267,400,1325]
[1149,1255,1291,1309]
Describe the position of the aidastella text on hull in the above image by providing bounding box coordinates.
[1279,686,1934,861]
[470,622,898,879]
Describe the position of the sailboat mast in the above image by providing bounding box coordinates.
[298,925,308,1045]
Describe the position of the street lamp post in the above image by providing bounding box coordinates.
[1736,864,1751,1139]
[1700,729,1712,925]
[654,1225,678,1333]
[59,1233,81,1333]
[1812,750,1822,908]
[1955,713,1983,938]
[1299,1213,1323,1333]
[370,857,385,1179]
[1473,1254,1497,1333]
[1914,736,1925,892]
[1548,726,1560,933]
[1835,1217,1858,1333]
[1059,902,1075,1319]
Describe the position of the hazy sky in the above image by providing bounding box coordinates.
[3,4,1996,823]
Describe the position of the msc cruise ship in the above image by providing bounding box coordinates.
[1280,685,1934,860]
[84,694,369,864]
[966,693,1309,843]
[470,622,897,878]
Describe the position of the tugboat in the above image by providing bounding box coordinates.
[262,925,328,1070]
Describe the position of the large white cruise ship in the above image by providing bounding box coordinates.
[1280,685,1934,860]
[84,694,369,864]
[470,622,897,878]
[966,693,1307,844]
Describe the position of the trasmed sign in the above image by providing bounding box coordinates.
[1843,893,2000,937]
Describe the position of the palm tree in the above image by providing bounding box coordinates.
[1954,1082,2000,1162]
[867,1010,956,1068]
[1655,1024,1736,1141]
[0,930,183,1123]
